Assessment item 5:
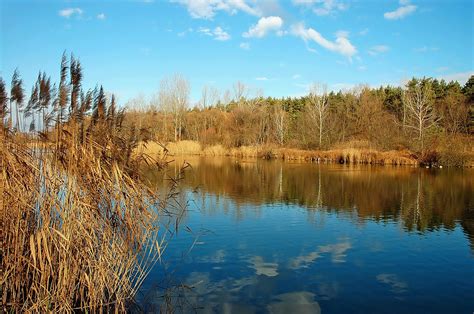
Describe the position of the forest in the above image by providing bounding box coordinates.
[1,54,473,166]
[118,73,474,166]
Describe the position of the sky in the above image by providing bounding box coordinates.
[1,0,473,105]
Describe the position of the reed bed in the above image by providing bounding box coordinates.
[137,140,419,166]
[1,53,185,311]
[1,129,183,312]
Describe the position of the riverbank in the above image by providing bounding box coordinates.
[136,140,474,167]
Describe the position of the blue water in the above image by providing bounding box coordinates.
[139,159,474,313]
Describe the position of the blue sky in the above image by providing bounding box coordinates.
[1,0,473,105]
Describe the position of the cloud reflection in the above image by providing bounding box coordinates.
[267,291,321,314]
[249,256,279,277]
[289,240,352,269]
[376,273,408,293]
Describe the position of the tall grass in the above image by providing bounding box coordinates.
[137,140,419,166]
[1,54,183,312]
[1,131,181,312]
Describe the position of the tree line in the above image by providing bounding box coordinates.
[128,74,473,159]
[1,55,473,163]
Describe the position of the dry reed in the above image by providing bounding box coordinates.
[1,130,182,312]
[136,140,419,166]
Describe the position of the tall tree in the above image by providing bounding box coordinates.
[273,103,287,146]
[402,79,438,150]
[199,85,220,109]
[306,84,329,148]
[232,81,248,106]
[463,75,474,134]
[158,74,190,141]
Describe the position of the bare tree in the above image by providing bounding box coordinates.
[273,104,287,145]
[199,85,220,109]
[221,89,232,106]
[402,80,438,150]
[307,84,329,148]
[232,81,249,105]
[159,74,190,141]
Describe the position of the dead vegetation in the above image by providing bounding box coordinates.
[137,140,419,166]
[1,54,183,312]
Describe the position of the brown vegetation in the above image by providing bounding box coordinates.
[137,140,419,166]
[126,76,474,167]
[1,54,182,312]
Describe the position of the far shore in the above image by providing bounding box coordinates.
[136,140,474,168]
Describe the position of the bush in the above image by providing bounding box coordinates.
[438,135,470,167]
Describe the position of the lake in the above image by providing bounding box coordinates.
[139,157,474,313]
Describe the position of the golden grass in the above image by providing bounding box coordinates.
[1,130,181,312]
[136,140,419,166]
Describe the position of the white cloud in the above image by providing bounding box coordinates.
[358,65,367,71]
[292,74,301,79]
[171,0,260,19]
[293,0,348,16]
[243,16,283,38]
[198,27,212,35]
[59,8,83,18]
[240,42,250,50]
[97,13,106,20]
[198,26,230,41]
[213,26,230,40]
[368,45,389,56]
[255,77,269,81]
[384,0,417,20]
[291,23,357,58]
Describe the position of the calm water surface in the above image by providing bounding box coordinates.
[139,158,474,313]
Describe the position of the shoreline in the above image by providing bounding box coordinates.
[137,140,474,168]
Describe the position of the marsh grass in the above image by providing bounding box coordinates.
[0,127,186,312]
[137,140,419,166]
[1,53,186,311]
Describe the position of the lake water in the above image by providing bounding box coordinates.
[139,157,474,313]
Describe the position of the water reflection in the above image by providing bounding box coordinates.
[146,157,474,243]
[140,158,474,313]
[376,274,408,294]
